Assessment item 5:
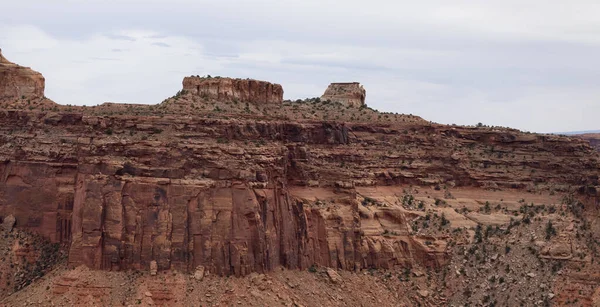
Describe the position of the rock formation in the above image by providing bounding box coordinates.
[0,49,8,63]
[0,49,45,100]
[182,76,283,104]
[1,52,600,306]
[578,133,600,152]
[321,82,366,108]
[0,109,596,278]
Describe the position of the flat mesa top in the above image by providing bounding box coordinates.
[185,76,269,82]
[329,82,360,85]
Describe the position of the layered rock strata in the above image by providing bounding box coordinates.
[182,76,283,104]
[0,110,597,277]
[0,55,599,279]
[578,133,600,152]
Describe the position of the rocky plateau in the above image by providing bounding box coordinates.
[0,51,599,306]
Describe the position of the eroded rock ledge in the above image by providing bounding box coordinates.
[182,76,283,104]
[0,49,45,100]
[0,110,598,278]
[578,133,600,152]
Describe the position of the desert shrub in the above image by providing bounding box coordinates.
[545,221,557,240]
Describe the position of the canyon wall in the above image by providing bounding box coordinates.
[0,109,597,277]
[0,55,599,278]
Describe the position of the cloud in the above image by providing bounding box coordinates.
[105,34,136,42]
[1,0,600,133]
[151,42,170,48]
[0,25,224,105]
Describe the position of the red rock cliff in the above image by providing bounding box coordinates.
[0,110,597,277]
[0,56,599,280]
[0,49,45,100]
[182,76,283,104]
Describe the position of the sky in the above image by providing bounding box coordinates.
[1,0,599,133]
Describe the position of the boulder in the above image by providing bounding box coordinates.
[193,265,205,281]
[149,261,158,276]
[326,268,343,284]
[1,214,15,232]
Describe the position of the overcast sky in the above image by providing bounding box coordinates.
[1,0,599,132]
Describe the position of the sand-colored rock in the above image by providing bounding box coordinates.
[321,82,366,107]
[193,265,205,280]
[1,214,15,232]
[182,76,283,104]
[150,260,158,276]
[326,268,343,284]
[0,49,45,99]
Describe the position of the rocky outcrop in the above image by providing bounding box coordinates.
[0,225,63,298]
[0,50,9,64]
[0,49,45,100]
[578,133,600,152]
[1,214,15,232]
[321,82,366,108]
[182,76,283,104]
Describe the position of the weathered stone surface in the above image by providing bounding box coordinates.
[0,109,596,277]
[193,265,205,280]
[150,261,158,276]
[1,53,600,307]
[1,214,15,232]
[326,268,343,284]
[321,82,366,108]
[0,160,76,243]
[0,54,599,283]
[182,76,283,104]
[578,133,600,152]
[0,49,45,99]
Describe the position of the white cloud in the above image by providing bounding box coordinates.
[0,25,224,104]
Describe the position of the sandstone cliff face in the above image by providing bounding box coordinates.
[182,77,283,104]
[321,82,366,108]
[0,50,45,100]
[1,55,600,286]
[2,57,600,306]
[0,108,598,278]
